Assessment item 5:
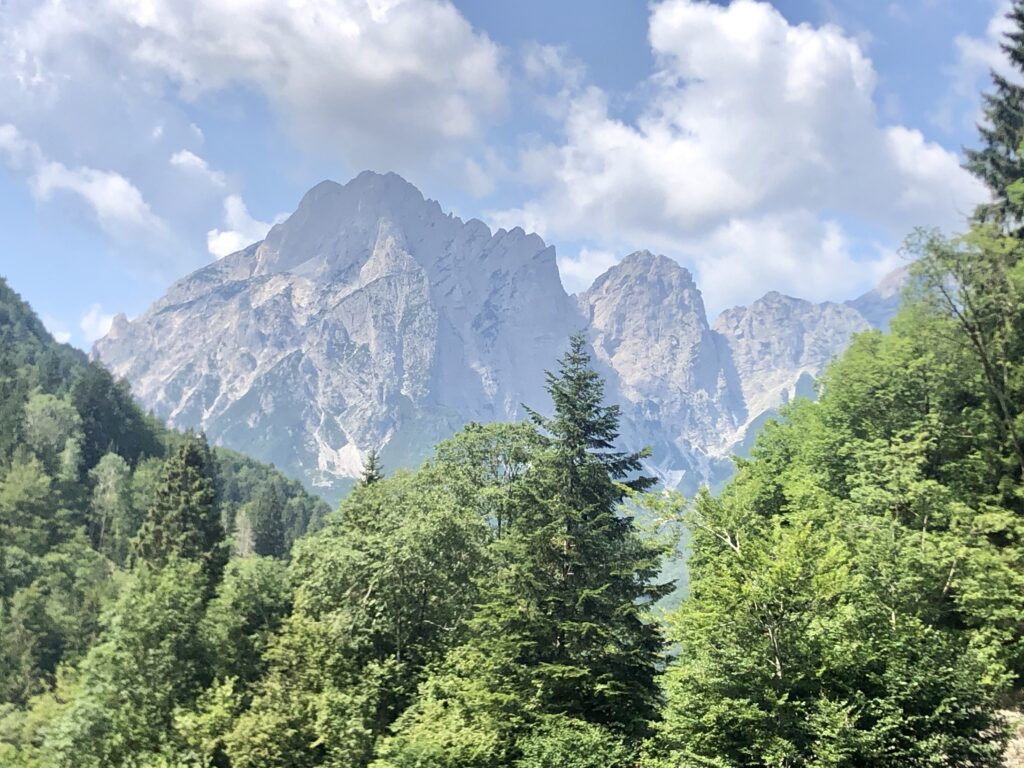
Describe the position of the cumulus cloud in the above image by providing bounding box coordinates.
[207,195,278,258]
[557,248,619,293]
[521,43,586,118]
[694,211,900,310]
[80,304,115,342]
[495,0,987,309]
[0,123,164,238]
[170,150,226,188]
[953,2,1016,89]
[41,314,72,344]
[932,2,1018,133]
[3,0,507,169]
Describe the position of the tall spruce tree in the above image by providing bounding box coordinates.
[965,0,1024,228]
[133,433,226,580]
[250,480,287,559]
[381,333,668,765]
[360,448,384,486]
[514,332,665,735]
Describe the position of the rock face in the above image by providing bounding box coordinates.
[95,172,578,494]
[712,292,873,449]
[95,172,905,498]
[578,251,743,488]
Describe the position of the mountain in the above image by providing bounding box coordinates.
[95,172,578,496]
[577,251,743,488]
[712,291,873,454]
[94,172,905,498]
[845,264,910,329]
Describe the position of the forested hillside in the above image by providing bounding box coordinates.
[2,5,1024,768]
[0,276,329,743]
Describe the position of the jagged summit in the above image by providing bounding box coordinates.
[94,173,904,499]
[95,172,577,495]
[579,249,741,479]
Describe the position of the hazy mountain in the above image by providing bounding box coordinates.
[95,172,904,499]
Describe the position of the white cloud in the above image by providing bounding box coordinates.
[953,2,1015,89]
[495,0,987,310]
[693,211,901,312]
[170,149,226,188]
[41,314,71,344]
[3,0,507,169]
[80,304,115,342]
[557,248,619,293]
[207,195,279,258]
[0,124,40,169]
[521,43,585,118]
[0,123,164,237]
[935,2,1018,133]
[31,162,163,232]
[933,1,1019,135]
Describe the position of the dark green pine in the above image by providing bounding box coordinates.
[478,332,667,737]
[360,447,385,486]
[133,433,226,580]
[250,480,287,559]
[965,1,1024,228]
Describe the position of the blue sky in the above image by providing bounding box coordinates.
[0,0,1010,348]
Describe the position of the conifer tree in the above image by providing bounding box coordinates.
[965,0,1024,228]
[133,433,226,580]
[250,480,287,559]
[377,337,667,766]
[512,332,665,735]
[360,448,384,486]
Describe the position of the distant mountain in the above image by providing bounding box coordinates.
[94,172,905,499]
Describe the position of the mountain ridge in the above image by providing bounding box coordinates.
[94,171,905,499]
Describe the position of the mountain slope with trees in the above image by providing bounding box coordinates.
[0,276,329,741]
[4,3,1024,766]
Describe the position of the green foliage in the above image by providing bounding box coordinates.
[69,363,162,470]
[27,559,209,768]
[381,336,667,766]
[133,434,227,582]
[0,278,83,398]
[214,448,329,555]
[22,394,83,477]
[649,213,1024,764]
[0,274,331,763]
[516,715,634,768]
[248,481,287,559]
[227,464,492,767]
[87,453,135,564]
[200,556,290,686]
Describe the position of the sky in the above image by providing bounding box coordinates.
[0,0,1013,349]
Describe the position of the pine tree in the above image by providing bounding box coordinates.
[526,332,656,499]
[378,336,668,765]
[513,332,665,735]
[133,433,226,580]
[484,337,663,724]
[360,448,384,486]
[250,480,287,559]
[965,0,1024,227]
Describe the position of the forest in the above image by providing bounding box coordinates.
[2,7,1024,768]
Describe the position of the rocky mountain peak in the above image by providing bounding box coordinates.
[579,250,742,480]
[94,172,577,496]
[580,250,707,341]
[713,290,872,442]
[93,172,906,500]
